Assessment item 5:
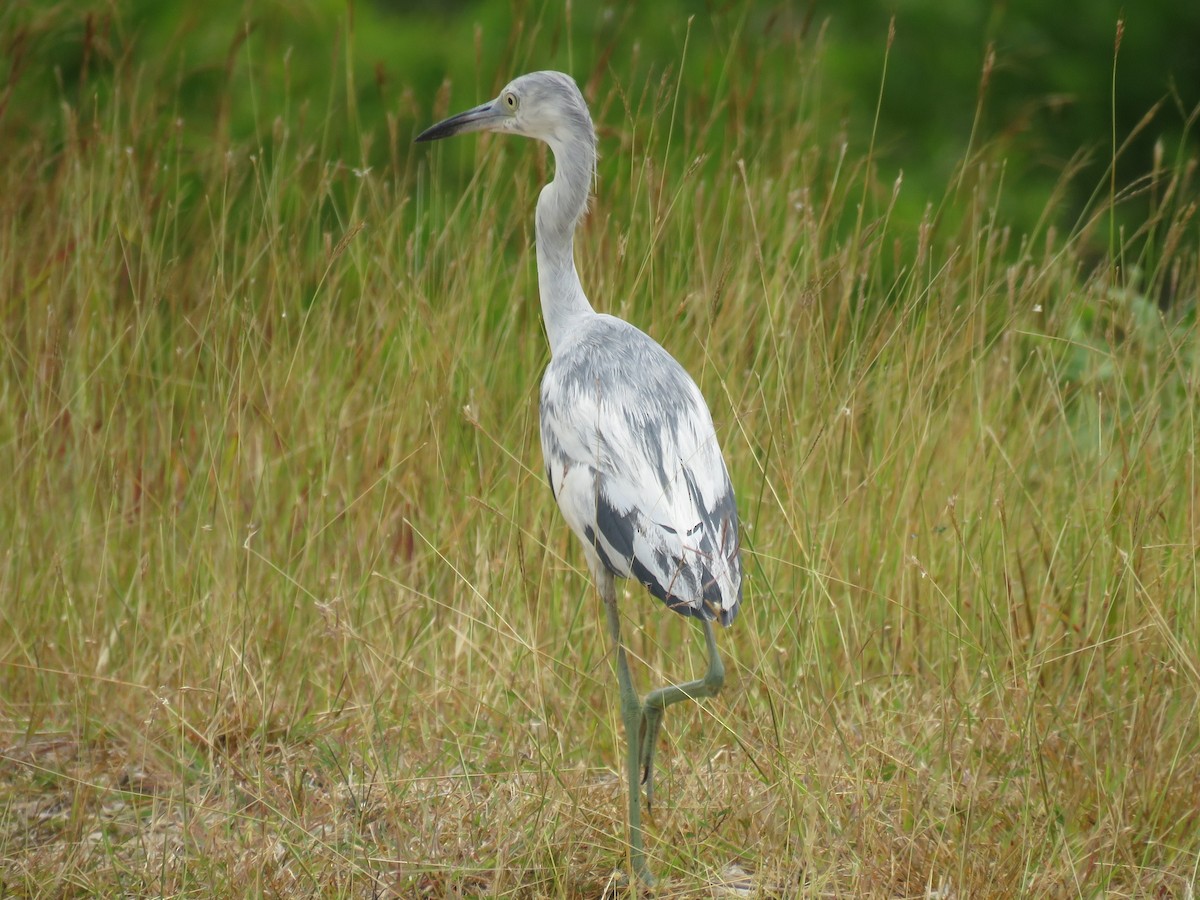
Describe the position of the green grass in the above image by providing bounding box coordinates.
[2,9,1199,899]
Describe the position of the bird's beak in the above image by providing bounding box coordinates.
[415,100,505,143]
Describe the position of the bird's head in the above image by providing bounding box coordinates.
[415,71,594,152]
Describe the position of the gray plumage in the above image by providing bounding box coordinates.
[416,70,741,886]
[418,71,742,623]
[540,314,742,624]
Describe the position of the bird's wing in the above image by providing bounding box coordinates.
[540,317,742,624]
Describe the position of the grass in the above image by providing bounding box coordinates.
[2,9,1199,898]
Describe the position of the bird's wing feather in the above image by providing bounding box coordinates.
[540,316,742,623]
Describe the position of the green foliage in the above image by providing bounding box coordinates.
[6,0,1197,251]
[822,0,1200,242]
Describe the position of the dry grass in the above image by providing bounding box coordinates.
[2,7,1199,898]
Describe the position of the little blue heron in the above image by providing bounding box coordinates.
[416,71,743,886]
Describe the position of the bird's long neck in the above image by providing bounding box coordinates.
[536,130,597,354]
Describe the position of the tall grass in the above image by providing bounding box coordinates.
[2,8,1198,898]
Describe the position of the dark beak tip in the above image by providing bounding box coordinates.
[413,102,499,146]
[413,126,442,144]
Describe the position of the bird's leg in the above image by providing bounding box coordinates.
[600,578,657,888]
[639,617,725,808]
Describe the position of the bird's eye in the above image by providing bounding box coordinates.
[504,92,518,110]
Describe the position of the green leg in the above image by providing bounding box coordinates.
[639,617,725,808]
[600,578,657,887]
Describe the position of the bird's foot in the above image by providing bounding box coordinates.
[604,862,658,897]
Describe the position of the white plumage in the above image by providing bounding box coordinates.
[416,70,742,887]
[540,314,741,624]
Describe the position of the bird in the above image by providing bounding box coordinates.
[416,71,742,887]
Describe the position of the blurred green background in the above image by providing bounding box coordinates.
[4,0,1198,254]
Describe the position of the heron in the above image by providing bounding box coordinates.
[416,71,742,886]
